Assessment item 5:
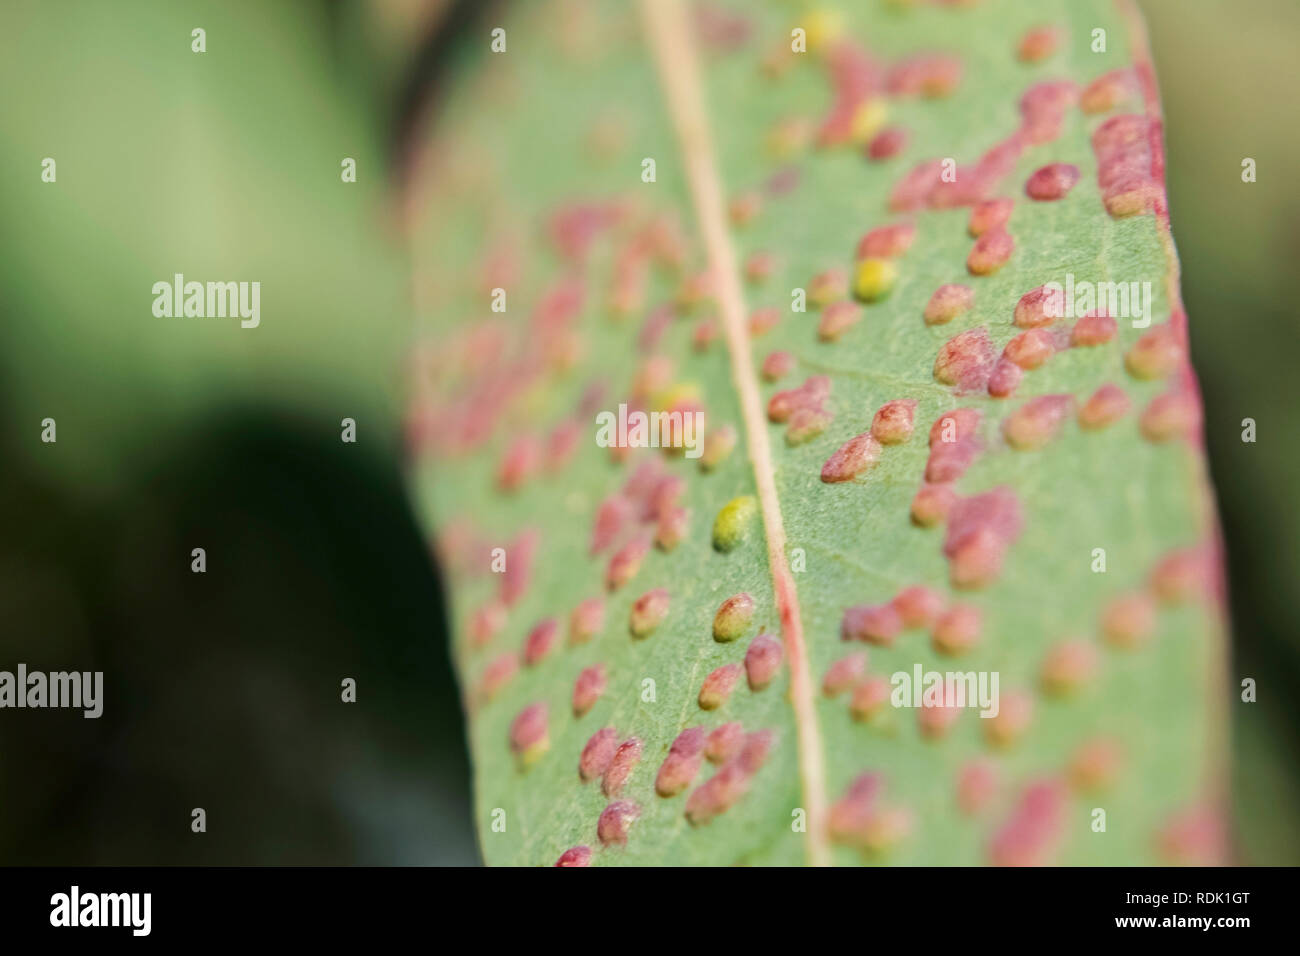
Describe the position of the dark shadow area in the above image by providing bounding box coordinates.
[0,408,477,864]
[1144,0,1300,862]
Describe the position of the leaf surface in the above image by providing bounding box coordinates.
[406,0,1227,866]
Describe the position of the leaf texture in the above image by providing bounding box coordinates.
[405,0,1227,866]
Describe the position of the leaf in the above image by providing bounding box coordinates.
[405,0,1227,865]
[0,1,406,489]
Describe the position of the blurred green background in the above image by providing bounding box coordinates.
[0,0,1296,864]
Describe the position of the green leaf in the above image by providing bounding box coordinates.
[0,0,407,490]
[406,0,1227,865]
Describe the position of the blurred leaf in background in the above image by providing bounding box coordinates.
[0,0,476,864]
[0,0,406,486]
[1141,0,1300,865]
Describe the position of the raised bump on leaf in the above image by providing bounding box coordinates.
[820,432,881,483]
[602,737,643,797]
[842,603,902,646]
[704,722,744,764]
[656,727,706,797]
[1078,383,1130,429]
[713,592,756,642]
[579,728,620,782]
[871,399,917,444]
[555,846,592,867]
[966,227,1014,275]
[822,653,867,696]
[968,198,1012,237]
[597,801,640,846]
[931,604,982,656]
[745,633,784,690]
[698,663,743,710]
[849,678,890,721]
[573,664,608,717]
[509,703,549,767]
[1024,162,1080,200]
[629,588,670,638]
[923,283,974,325]
[523,618,560,666]
[712,495,757,552]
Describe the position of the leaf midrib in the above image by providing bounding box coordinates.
[638,0,831,866]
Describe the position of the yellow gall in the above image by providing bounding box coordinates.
[852,257,899,303]
[712,496,757,552]
[801,9,844,54]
